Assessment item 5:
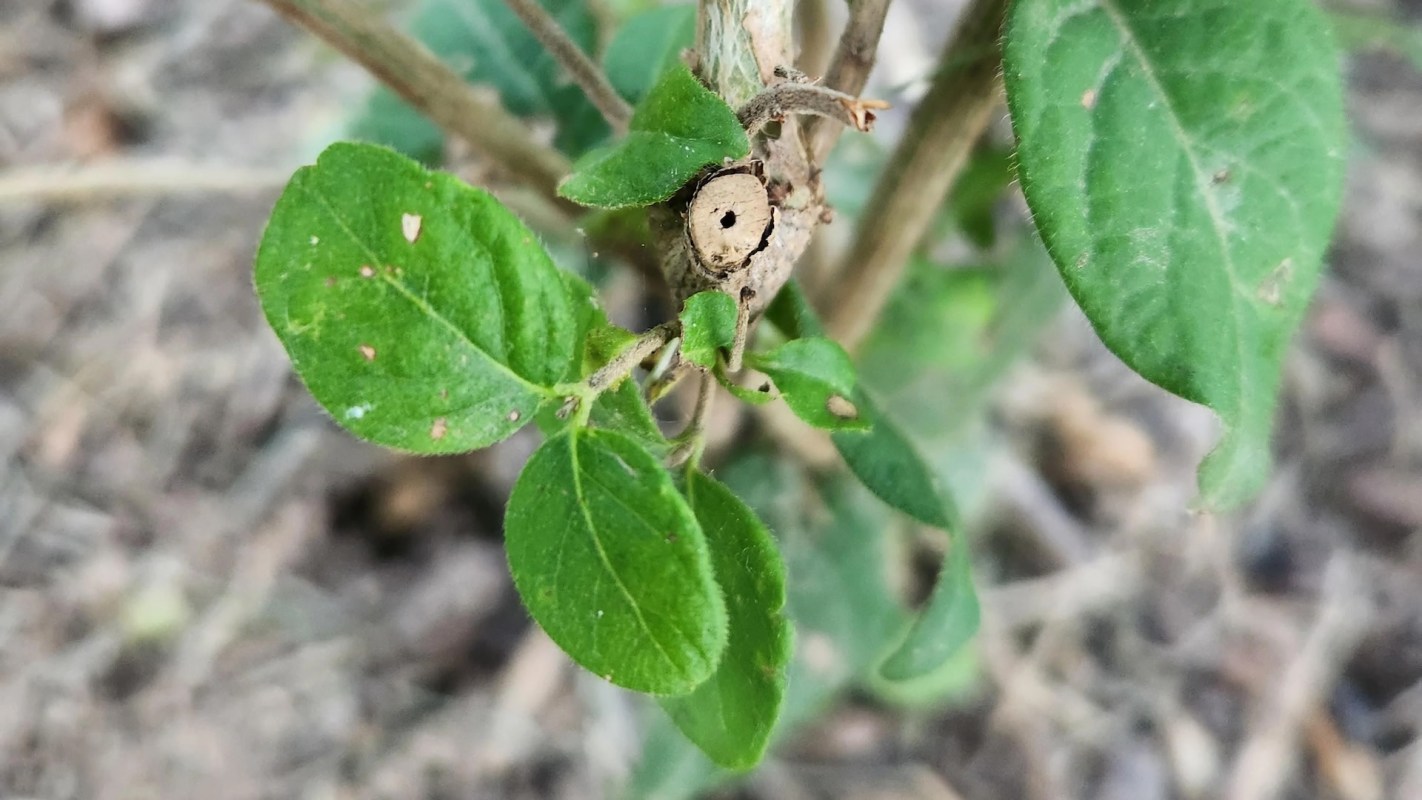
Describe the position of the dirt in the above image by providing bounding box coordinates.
[2,1,1421,799]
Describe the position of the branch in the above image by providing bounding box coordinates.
[502,0,632,134]
[736,80,889,137]
[585,323,678,394]
[822,0,1006,350]
[254,0,570,200]
[805,0,893,161]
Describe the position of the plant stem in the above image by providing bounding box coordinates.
[697,0,794,107]
[805,0,893,161]
[736,81,889,137]
[667,372,715,468]
[501,0,632,134]
[822,0,1006,350]
[255,0,571,200]
[585,322,678,395]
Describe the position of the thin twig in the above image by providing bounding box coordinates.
[0,161,290,203]
[822,0,1006,350]
[737,81,889,136]
[254,0,570,200]
[668,372,716,468]
[585,322,678,394]
[502,0,632,133]
[805,0,893,161]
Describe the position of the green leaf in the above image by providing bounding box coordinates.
[747,338,869,432]
[880,530,979,681]
[254,142,580,454]
[605,5,699,104]
[660,471,791,770]
[559,64,750,209]
[830,393,980,681]
[764,280,825,340]
[714,368,775,406]
[505,428,727,695]
[831,392,955,530]
[347,0,608,160]
[590,378,667,452]
[679,291,738,369]
[1003,0,1347,508]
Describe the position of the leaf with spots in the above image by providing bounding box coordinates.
[558,63,750,209]
[679,291,738,370]
[660,470,791,770]
[746,337,870,432]
[1003,0,1347,508]
[254,142,582,454]
[505,428,728,695]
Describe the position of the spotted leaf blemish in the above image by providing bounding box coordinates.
[359,265,376,278]
[430,417,448,440]
[359,344,376,361]
[344,404,371,420]
[402,213,422,243]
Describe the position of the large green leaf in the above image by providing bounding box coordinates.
[660,471,791,770]
[254,142,580,453]
[347,0,608,161]
[747,337,870,432]
[559,64,750,209]
[1003,0,1347,508]
[505,428,727,695]
[604,4,698,104]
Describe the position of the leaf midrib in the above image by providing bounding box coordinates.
[1095,0,1255,413]
[568,431,683,675]
[297,179,547,398]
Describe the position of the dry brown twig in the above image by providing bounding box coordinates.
[822,0,1008,350]
[254,0,570,200]
[805,0,893,160]
[500,0,632,133]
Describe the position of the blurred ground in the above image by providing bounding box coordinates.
[2,1,1421,799]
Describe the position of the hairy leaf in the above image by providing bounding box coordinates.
[559,64,750,208]
[605,4,698,104]
[1004,0,1347,507]
[748,338,869,432]
[831,392,956,530]
[505,428,727,694]
[661,471,791,770]
[254,142,579,453]
[679,291,738,369]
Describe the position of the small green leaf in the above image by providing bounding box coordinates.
[661,471,791,770]
[590,378,667,452]
[714,369,775,406]
[880,531,979,681]
[747,338,869,432]
[605,5,698,104]
[255,142,580,453]
[347,0,608,160]
[679,291,738,369]
[559,64,750,209]
[831,392,955,530]
[505,428,727,694]
[764,280,826,340]
[1003,0,1347,508]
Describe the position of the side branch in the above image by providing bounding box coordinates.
[737,81,889,137]
[806,0,893,160]
[502,0,633,133]
[822,0,1007,350]
[255,0,570,199]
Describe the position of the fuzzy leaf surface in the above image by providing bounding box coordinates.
[660,471,791,770]
[1004,0,1347,507]
[505,428,727,695]
[254,142,580,453]
[559,64,749,208]
[748,337,869,432]
[680,291,738,369]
